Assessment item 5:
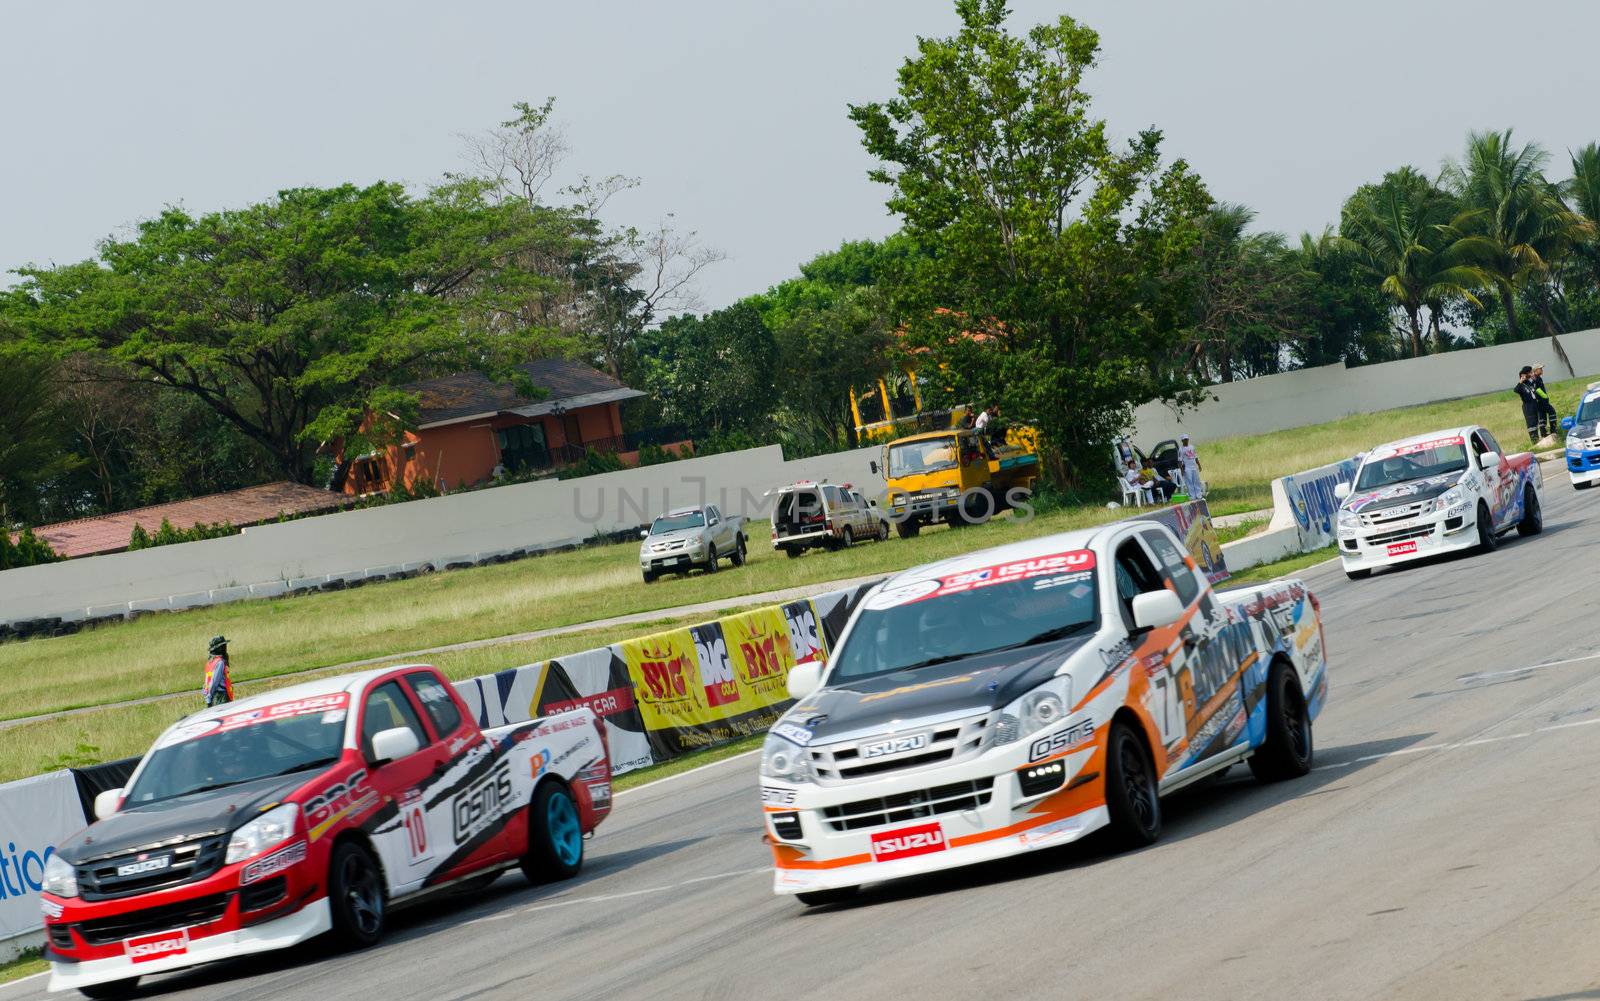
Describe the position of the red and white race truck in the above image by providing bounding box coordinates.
[41,665,611,997]
[1333,425,1544,579]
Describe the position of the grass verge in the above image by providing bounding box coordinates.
[0,948,45,986]
[613,734,764,793]
[1220,545,1339,589]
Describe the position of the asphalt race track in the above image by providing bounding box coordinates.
[8,464,1600,1001]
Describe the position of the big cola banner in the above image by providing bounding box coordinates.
[454,583,873,776]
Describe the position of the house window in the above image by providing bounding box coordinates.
[497,423,550,471]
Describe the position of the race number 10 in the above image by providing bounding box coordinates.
[403,804,432,865]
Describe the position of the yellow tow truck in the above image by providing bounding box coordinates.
[874,427,1040,537]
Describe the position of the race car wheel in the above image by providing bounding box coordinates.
[896,519,920,539]
[732,535,747,566]
[329,841,386,948]
[1249,660,1313,782]
[78,978,140,999]
[785,546,802,558]
[522,782,584,884]
[1475,502,1499,552]
[703,544,718,573]
[1517,485,1543,536]
[1104,722,1161,848]
[1345,568,1371,581]
[797,886,859,907]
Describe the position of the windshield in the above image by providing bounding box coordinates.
[1354,437,1468,490]
[1577,397,1600,424]
[888,438,958,478]
[651,511,705,533]
[125,694,350,805]
[829,550,1099,681]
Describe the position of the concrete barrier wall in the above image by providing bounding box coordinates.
[1220,456,1360,573]
[0,443,880,628]
[1133,327,1600,444]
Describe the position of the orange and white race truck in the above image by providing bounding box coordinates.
[41,665,611,997]
[760,520,1326,904]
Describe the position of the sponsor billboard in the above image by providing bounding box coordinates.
[0,770,86,945]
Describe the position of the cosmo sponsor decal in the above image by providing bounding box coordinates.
[760,786,797,806]
[452,760,513,845]
[126,929,188,963]
[870,822,947,862]
[865,551,1097,609]
[1028,716,1097,762]
[241,840,308,884]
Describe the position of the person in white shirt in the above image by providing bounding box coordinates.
[1122,460,1151,503]
[973,406,992,434]
[1178,433,1203,500]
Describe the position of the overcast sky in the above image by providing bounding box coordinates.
[5,0,1600,310]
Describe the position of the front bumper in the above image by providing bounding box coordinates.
[47,897,329,992]
[765,718,1108,894]
[1336,508,1477,571]
[1567,446,1600,485]
[887,493,960,521]
[640,547,705,571]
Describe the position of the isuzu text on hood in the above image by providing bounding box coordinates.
[760,520,1328,904]
[1333,425,1544,580]
[41,665,612,996]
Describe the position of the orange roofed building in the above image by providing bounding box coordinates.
[336,358,688,496]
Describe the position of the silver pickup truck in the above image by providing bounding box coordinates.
[639,504,747,582]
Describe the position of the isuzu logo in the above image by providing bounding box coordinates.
[858,732,928,760]
[126,929,187,963]
[116,854,171,877]
[870,822,947,862]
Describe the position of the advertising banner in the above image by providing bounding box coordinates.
[1279,458,1360,550]
[0,770,86,944]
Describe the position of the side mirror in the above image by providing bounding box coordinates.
[93,788,124,820]
[786,662,823,701]
[1562,416,1575,431]
[639,529,649,539]
[370,726,421,766]
[1131,590,1186,632]
[1480,452,1501,469]
[869,460,880,475]
[1333,482,1352,501]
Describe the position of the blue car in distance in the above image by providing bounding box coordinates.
[1561,384,1600,489]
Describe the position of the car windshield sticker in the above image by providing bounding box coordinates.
[161,693,352,745]
[1375,435,1464,458]
[864,551,1097,609]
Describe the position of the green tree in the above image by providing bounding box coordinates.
[1442,129,1592,369]
[3,182,556,483]
[1289,228,1397,369]
[1563,142,1600,290]
[848,0,1212,480]
[0,351,82,526]
[639,304,779,439]
[1339,167,1487,357]
[772,286,895,448]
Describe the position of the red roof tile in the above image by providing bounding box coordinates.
[22,483,346,559]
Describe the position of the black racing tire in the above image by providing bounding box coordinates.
[731,535,747,566]
[703,544,718,573]
[1249,660,1314,782]
[840,527,853,548]
[521,782,584,885]
[1345,568,1371,581]
[1475,501,1498,552]
[1517,485,1543,536]
[1103,721,1161,848]
[784,546,802,559]
[895,519,920,539]
[78,979,140,1000]
[328,841,387,949]
[796,886,859,907]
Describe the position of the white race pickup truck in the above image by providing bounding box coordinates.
[760,519,1327,904]
[1333,426,1544,580]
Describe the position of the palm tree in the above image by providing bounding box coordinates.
[1442,129,1592,371]
[1338,167,1489,357]
[1563,142,1600,288]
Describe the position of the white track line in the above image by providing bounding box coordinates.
[614,748,760,799]
[1316,714,1600,771]
[1456,649,1600,685]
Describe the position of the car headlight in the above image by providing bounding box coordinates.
[760,730,815,783]
[1336,508,1358,528]
[225,803,299,865]
[992,675,1074,745]
[1434,487,1466,515]
[42,853,78,898]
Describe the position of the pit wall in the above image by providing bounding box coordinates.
[0,443,880,632]
[1132,326,1600,444]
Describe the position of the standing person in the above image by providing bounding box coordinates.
[973,404,992,436]
[1514,366,1541,444]
[203,635,234,707]
[1531,363,1559,440]
[1178,433,1204,501]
